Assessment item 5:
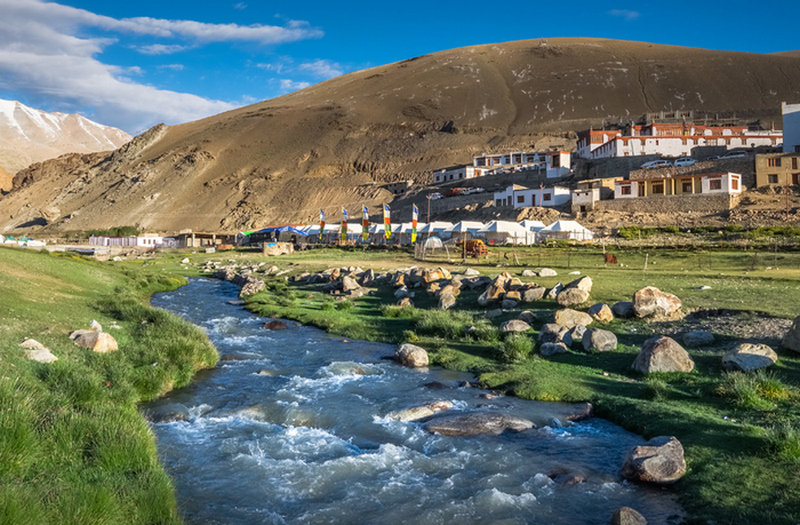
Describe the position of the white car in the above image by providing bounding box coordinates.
[429,192,443,200]
[640,160,672,169]
[673,157,696,167]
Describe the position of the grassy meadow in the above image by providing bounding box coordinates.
[0,246,218,525]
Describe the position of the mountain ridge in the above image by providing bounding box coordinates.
[3,38,800,233]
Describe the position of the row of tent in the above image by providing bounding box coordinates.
[242,220,594,245]
[3,236,46,247]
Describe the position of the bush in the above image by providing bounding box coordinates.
[402,330,419,343]
[496,334,533,362]
[724,224,745,233]
[414,309,474,339]
[661,225,680,234]
[470,319,501,344]
[335,300,354,311]
[765,422,800,461]
[320,300,336,311]
[381,305,419,319]
[644,377,670,401]
[715,371,785,411]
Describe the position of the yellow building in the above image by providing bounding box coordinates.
[755,153,800,188]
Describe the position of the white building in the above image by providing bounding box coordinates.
[783,102,800,153]
[494,184,571,209]
[89,234,164,247]
[579,123,782,160]
[432,165,467,184]
[473,150,570,178]
[614,172,743,199]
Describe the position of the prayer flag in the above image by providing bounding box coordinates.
[341,207,348,242]
[383,203,391,239]
[411,204,418,243]
[362,206,369,241]
[319,209,325,232]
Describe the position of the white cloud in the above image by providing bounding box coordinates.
[233,3,247,10]
[298,59,343,79]
[157,64,185,71]
[0,0,325,131]
[279,79,311,91]
[137,44,188,55]
[609,9,640,21]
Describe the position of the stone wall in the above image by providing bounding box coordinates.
[595,193,740,214]
[628,158,755,188]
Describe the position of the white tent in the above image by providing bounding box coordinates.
[519,220,547,232]
[538,220,594,241]
[479,220,535,245]
[444,221,486,240]
[418,221,454,238]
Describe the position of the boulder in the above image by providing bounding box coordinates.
[341,276,360,292]
[611,507,648,525]
[20,339,58,363]
[357,269,375,287]
[682,330,715,348]
[463,276,492,290]
[632,336,694,374]
[394,286,410,299]
[387,400,454,422]
[781,315,800,353]
[522,286,546,302]
[504,290,521,301]
[239,276,265,298]
[583,328,618,352]
[70,330,118,353]
[538,268,558,277]
[521,269,536,277]
[438,293,456,311]
[518,311,537,325]
[423,412,534,436]
[264,320,289,330]
[566,275,593,293]
[540,342,568,356]
[422,268,445,285]
[143,403,193,424]
[587,303,614,323]
[90,320,102,332]
[485,308,503,319]
[620,436,686,484]
[539,323,568,344]
[554,309,593,329]
[546,282,563,299]
[397,297,413,308]
[463,268,480,277]
[563,325,587,347]
[395,343,429,368]
[501,320,531,333]
[392,272,406,287]
[633,287,682,319]
[612,301,635,319]
[500,299,519,310]
[427,282,442,295]
[547,469,586,485]
[722,343,778,372]
[556,287,590,307]
[439,284,461,298]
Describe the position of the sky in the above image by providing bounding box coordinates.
[1,0,798,134]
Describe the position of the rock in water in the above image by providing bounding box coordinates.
[722,343,777,372]
[611,507,649,525]
[423,412,534,436]
[621,436,686,484]
[264,320,288,330]
[632,336,694,374]
[394,343,429,367]
[386,401,454,422]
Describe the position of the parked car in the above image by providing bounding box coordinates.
[429,192,443,200]
[640,160,672,169]
[721,150,749,159]
[673,157,696,167]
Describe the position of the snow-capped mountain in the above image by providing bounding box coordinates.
[0,99,131,174]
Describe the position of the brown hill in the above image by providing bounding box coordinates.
[3,38,800,234]
[0,166,12,193]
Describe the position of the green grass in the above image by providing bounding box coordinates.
[0,246,218,524]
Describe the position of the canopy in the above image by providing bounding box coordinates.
[254,225,308,236]
[445,221,485,234]
[539,220,594,241]
[519,220,546,232]
[417,221,453,234]
[478,220,528,234]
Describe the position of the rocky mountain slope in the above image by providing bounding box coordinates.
[0,99,131,175]
[2,38,800,234]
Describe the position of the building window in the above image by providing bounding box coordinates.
[543,193,552,202]
[710,179,722,190]
[768,174,778,184]
[620,185,632,195]
[496,199,502,207]
[682,180,692,193]
[768,158,781,167]
[517,195,525,204]
[731,178,739,190]
[793,173,799,185]
[652,183,664,194]
[793,158,798,170]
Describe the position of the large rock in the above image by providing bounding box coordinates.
[395,343,429,368]
[438,293,456,311]
[633,287,682,319]
[357,269,375,287]
[587,303,614,323]
[500,299,519,310]
[556,287,590,307]
[632,336,694,374]
[463,268,480,277]
[583,329,618,352]
[341,276,361,292]
[611,507,648,525]
[423,412,534,436]
[722,343,778,372]
[518,310,537,325]
[504,290,521,301]
[386,401,454,422]
[70,330,118,353]
[682,330,715,348]
[501,320,531,333]
[539,323,568,344]
[566,276,593,293]
[20,339,58,363]
[394,286,410,299]
[612,301,635,319]
[521,269,536,277]
[397,297,413,308]
[538,268,558,277]
[522,286,546,302]
[554,309,593,329]
[546,282,563,299]
[540,342,568,356]
[563,325,587,347]
[620,436,686,484]
[782,315,800,353]
[438,284,461,298]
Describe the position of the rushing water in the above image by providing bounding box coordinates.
[146,278,683,525]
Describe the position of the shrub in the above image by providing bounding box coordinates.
[496,334,533,362]
[470,320,501,344]
[381,305,419,319]
[765,422,800,461]
[414,309,474,339]
[715,371,782,411]
[724,224,745,233]
[644,377,670,401]
[661,225,680,234]
[402,330,420,343]
[320,300,336,311]
[335,300,354,311]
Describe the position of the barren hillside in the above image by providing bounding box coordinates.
[2,38,800,234]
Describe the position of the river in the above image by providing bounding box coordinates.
[145,278,683,524]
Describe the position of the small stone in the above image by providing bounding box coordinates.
[540,342,568,356]
[538,268,557,277]
[501,320,531,333]
[485,308,503,319]
[20,339,58,363]
[264,320,289,330]
[521,269,536,277]
[90,320,102,332]
[612,301,635,319]
[500,299,519,310]
[518,310,537,325]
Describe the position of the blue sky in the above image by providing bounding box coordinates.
[1,0,798,133]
